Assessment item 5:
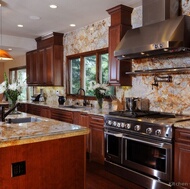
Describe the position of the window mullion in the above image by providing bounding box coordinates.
[80,56,84,91]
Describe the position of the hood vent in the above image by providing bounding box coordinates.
[114,0,190,60]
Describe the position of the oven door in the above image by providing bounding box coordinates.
[104,129,123,164]
[122,135,173,182]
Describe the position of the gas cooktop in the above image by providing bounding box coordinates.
[109,110,176,118]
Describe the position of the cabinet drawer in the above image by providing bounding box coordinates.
[89,115,104,128]
[175,128,190,143]
[51,108,73,123]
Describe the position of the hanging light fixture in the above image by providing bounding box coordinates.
[0,2,13,61]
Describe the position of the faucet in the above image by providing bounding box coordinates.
[0,103,21,122]
[77,88,88,106]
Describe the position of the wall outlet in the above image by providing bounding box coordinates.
[11,161,26,177]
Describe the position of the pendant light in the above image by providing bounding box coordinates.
[0,2,13,61]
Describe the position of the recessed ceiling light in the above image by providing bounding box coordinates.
[50,4,57,8]
[17,24,23,27]
[8,48,12,51]
[70,24,76,27]
[29,16,40,20]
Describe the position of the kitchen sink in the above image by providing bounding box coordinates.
[5,117,42,124]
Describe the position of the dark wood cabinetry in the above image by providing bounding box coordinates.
[89,115,104,164]
[26,50,38,84]
[174,128,190,189]
[17,103,27,112]
[79,113,90,153]
[26,32,63,86]
[18,103,104,164]
[107,5,133,86]
[51,108,73,123]
[27,104,51,118]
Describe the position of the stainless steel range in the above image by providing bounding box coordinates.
[104,110,190,189]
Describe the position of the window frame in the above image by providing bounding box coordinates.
[66,48,113,100]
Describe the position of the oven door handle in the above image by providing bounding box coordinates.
[104,131,123,138]
[123,135,165,148]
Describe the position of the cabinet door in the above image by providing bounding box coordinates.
[17,103,27,112]
[174,142,190,189]
[37,49,45,85]
[40,107,51,118]
[26,50,38,84]
[89,115,104,164]
[27,104,41,116]
[43,46,63,86]
[79,113,90,153]
[44,46,54,85]
[174,129,190,189]
[109,26,132,86]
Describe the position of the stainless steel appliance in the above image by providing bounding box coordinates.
[104,110,190,189]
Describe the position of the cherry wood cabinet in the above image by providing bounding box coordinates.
[17,103,27,112]
[26,32,63,86]
[79,112,90,153]
[26,50,38,84]
[18,103,105,164]
[174,128,190,189]
[89,115,104,164]
[51,108,73,123]
[107,5,133,86]
[26,104,51,118]
[0,135,86,188]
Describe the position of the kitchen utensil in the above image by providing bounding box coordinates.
[126,97,139,111]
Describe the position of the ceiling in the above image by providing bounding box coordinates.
[0,0,142,58]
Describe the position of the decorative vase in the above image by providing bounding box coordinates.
[8,97,18,114]
[97,98,103,109]
[58,96,65,105]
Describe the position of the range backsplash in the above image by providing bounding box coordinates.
[35,1,190,115]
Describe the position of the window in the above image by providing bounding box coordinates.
[67,48,114,98]
[9,66,27,101]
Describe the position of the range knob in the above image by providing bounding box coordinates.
[121,122,125,128]
[146,128,152,134]
[125,123,131,129]
[113,121,117,127]
[117,122,121,128]
[134,125,141,131]
[107,120,112,126]
[155,129,161,136]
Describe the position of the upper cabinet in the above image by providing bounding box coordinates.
[107,5,133,86]
[26,32,63,86]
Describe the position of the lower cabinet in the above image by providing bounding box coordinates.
[18,103,105,164]
[51,108,73,123]
[79,113,90,154]
[174,128,190,189]
[27,104,51,118]
[89,115,104,164]
[17,103,27,112]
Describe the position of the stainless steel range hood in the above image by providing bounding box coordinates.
[114,0,190,60]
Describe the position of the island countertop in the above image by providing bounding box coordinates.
[0,112,90,148]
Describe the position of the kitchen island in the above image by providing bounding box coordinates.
[0,113,90,189]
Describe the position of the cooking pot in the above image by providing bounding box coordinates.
[126,98,150,111]
[126,97,139,111]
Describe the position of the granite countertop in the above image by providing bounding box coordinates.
[174,121,190,129]
[24,101,111,116]
[0,112,90,148]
